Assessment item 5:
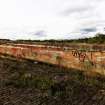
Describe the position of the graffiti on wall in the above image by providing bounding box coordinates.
[72,50,87,62]
[71,49,105,70]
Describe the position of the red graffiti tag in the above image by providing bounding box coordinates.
[72,50,86,62]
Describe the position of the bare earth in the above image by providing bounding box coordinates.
[0,56,105,105]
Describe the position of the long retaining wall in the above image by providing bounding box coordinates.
[0,43,105,75]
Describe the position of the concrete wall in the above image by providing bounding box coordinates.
[0,44,105,75]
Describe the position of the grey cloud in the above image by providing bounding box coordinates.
[31,30,47,37]
[80,27,97,33]
[61,5,93,16]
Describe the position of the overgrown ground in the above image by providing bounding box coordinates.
[0,56,105,105]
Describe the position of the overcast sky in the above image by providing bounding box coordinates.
[0,0,105,40]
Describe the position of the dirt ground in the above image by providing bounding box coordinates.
[0,56,105,105]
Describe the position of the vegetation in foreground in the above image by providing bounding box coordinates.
[0,56,105,105]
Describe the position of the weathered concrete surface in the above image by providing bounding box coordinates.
[0,44,105,75]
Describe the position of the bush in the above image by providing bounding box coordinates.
[5,72,54,89]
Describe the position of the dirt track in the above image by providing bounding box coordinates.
[0,57,105,105]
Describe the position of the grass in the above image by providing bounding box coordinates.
[1,56,105,104]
